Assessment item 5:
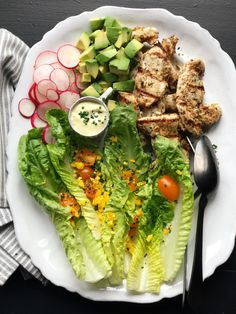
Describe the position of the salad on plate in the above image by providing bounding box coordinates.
[17,15,222,294]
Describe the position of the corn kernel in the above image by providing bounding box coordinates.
[176,169,182,175]
[146,234,153,242]
[163,228,170,235]
[130,159,136,163]
[111,136,118,143]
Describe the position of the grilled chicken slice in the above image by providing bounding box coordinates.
[161,35,179,57]
[132,26,159,45]
[199,103,222,127]
[176,59,205,136]
[159,93,177,112]
[176,59,222,136]
[135,71,168,98]
[138,113,180,138]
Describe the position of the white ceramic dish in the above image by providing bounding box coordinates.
[7,6,236,303]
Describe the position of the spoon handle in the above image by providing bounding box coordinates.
[186,193,208,312]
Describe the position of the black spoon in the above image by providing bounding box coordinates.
[183,135,219,313]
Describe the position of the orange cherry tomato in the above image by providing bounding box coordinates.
[84,180,96,199]
[157,175,180,202]
[79,166,94,180]
[78,149,97,166]
[128,175,138,192]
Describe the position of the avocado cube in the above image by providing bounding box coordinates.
[81,84,100,97]
[109,57,130,75]
[94,30,110,50]
[99,65,108,74]
[90,17,105,31]
[113,80,135,92]
[104,16,116,28]
[89,30,100,41]
[116,47,126,59]
[106,27,121,44]
[80,45,96,61]
[76,32,90,51]
[98,81,111,92]
[115,27,132,48]
[81,73,91,83]
[93,82,103,94]
[102,72,118,83]
[118,74,129,81]
[124,39,143,58]
[96,46,117,64]
[85,59,99,79]
[77,62,87,73]
[107,99,117,111]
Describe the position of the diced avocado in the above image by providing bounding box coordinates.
[102,72,118,83]
[96,46,117,64]
[77,62,87,73]
[104,16,116,28]
[76,32,90,51]
[116,47,126,59]
[107,99,117,111]
[81,73,91,83]
[80,45,96,61]
[81,84,100,97]
[106,27,121,44]
[93,82,102,94]
[115,27,132,48]
[90,17,105,31]
[109,57,130,75]
[98,81,111,92]
[118,74,129,81]
[85,59,99,79]
[89,30,100,41]
[94,30,110,50]
[124,39,143,58]
[99,65,108,74]
[113,80,135,92]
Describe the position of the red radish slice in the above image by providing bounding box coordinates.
[70,82,79,92]
[31,112,47,128]
[46,89,59,101]
[42,125,56,144]
[28,83,38,105]
[37,101,61,121]
[34,84,48,103]
[35,50,58,68]
[33,64,54,84]
[37,79,57,97]
[75,73,87,91]
[57,44,80,69]
[51,62,76,85]
[57,90,80,111]
[50,68,70,92]
[18,98,36,118]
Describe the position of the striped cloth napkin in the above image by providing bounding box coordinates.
[0,29,45,285]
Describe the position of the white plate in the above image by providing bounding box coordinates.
[7,6,236,303]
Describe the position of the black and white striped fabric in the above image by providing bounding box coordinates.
[0,29,44,285]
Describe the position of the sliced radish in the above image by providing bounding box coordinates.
[51,62,76,85]
[50,68,70,92]
[35,50,58,68]
[37,79,57,97]
[57,44,80,69]
[75,73,87,91]
[37,101,61,121]
[46,89,59,101]
[28,83,38,105]
[70,82,79,92]
[57,90,80,111]
[18,98,36,118]
[31,112,48,128]
[42,125,56,144]
[34,84,48,103]
[33,64,54,84]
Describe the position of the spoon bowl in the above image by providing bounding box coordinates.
[194,135,219,194]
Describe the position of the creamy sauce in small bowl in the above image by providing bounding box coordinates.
[68,96,109,137]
